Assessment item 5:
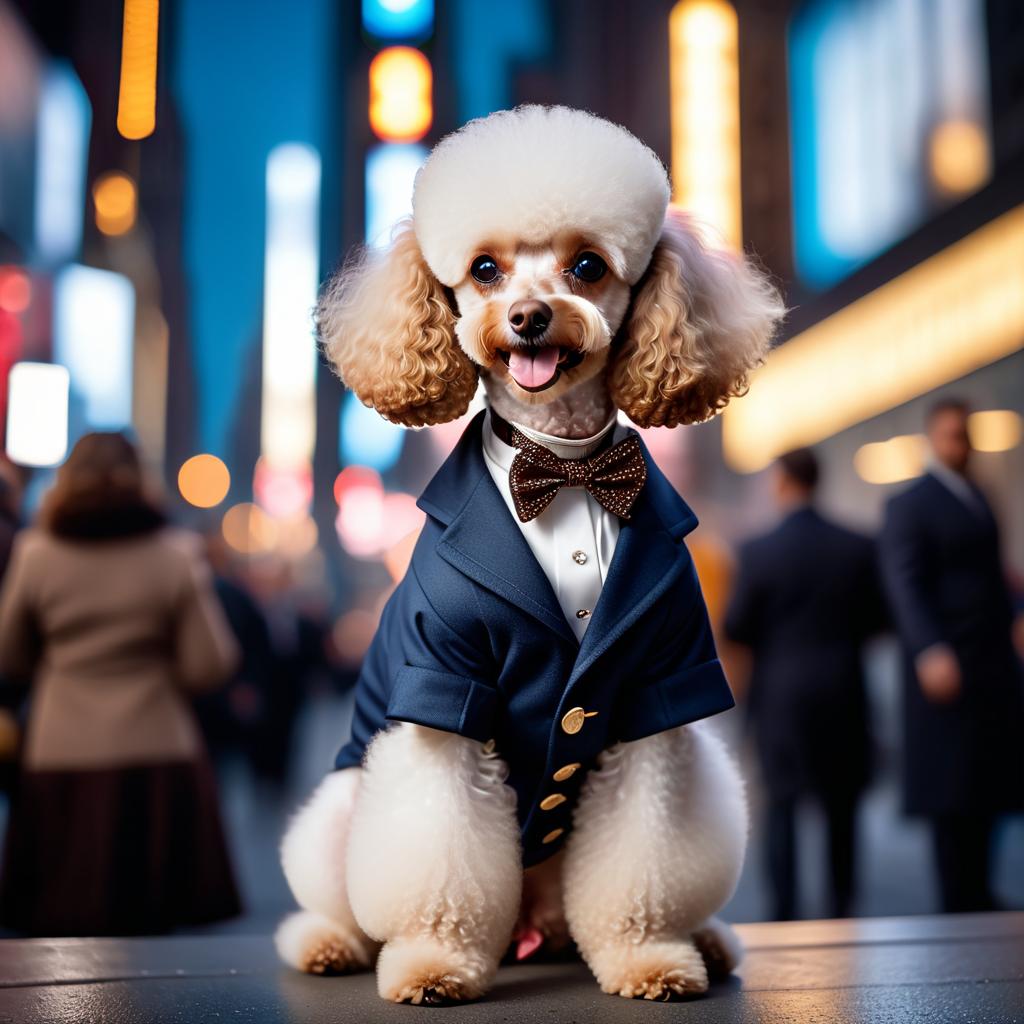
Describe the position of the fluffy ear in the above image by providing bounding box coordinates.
[316,219,478,427]
[609,209,785,427]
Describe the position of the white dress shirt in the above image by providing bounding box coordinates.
[482,409,623,641]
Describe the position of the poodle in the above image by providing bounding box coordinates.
[276,105,783,1005]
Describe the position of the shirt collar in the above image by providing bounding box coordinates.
[483,409,618,471]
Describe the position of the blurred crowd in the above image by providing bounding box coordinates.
[0,397,1021,937]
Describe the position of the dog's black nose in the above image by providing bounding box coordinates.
[508,299,552,339]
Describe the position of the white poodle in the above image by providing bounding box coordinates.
[276,105,783,1005]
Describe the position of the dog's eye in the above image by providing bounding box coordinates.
[571,252,606,282]
[470,256,500,284]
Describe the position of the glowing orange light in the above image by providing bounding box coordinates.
[669,0,742,249]
[0,270,31,314]
[93,172,138,236]
[929,119,990,196]
[117,0,159,140]
[178,453,231,508]
[222,502,278,555]
[369,47,432,143]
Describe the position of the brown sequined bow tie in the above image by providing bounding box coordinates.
[493,415,647,523]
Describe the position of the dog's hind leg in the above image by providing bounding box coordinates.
[563,723,747,1000]
[275,769,378,974]
[346,724,522,1004]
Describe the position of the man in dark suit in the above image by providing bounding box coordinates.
[880,398,1024,913]
[726,448,884,920]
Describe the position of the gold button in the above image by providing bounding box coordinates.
[553,763,581,782]
[561,707,598,734]
[542,828,565,845]
[575,609,591,619]
[572,550,588,565]
[540,793,567,811]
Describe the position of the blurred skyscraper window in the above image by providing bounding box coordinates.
[54,264,135,434]
[789,0,992,289]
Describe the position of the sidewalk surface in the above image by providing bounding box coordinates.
[2,913,1022,1023]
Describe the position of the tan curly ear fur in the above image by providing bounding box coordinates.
[609,210,785,427]
[316,219,478,427]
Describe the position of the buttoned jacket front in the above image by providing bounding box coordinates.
[335,412,734,865]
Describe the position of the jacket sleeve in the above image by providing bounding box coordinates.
[618,556,735,742]
[0,535,42,682]
[879,495,944,656]
[381,560,498,741]
[172,549,241,693]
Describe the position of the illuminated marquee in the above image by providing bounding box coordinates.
[722,205,1024,472]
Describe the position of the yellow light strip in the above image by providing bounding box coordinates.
[117,0,159,140]
[723,204,1024,472]
[669,0,742,249]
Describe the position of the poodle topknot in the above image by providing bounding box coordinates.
[412,105,671,287]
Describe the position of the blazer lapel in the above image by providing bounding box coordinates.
[419,413,576,646]
[570,440,697,683]
[438,474,578,645]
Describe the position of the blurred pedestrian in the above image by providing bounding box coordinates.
[0,433,242,936]
[0,463,26,791]
[880,398,1024,913]
[193,531,275,775]
[726,448,884,920]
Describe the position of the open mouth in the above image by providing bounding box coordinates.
[497,346,584,393]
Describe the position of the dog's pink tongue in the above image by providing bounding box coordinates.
[507,347,559,389]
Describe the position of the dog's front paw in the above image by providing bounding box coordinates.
[275,910,376,975]
[376,937,494,1004]
[589,940,709,1001]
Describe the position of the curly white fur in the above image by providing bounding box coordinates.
[275,770,378,973]
[413,105,670,286]
[563,723,748,998]
[345,724,522,1002]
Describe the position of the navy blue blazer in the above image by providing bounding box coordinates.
[335,412,734,865]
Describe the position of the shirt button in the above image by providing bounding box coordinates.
[571,550,588,565]
[576,609,591,620]
[540,793,567,811]
[553,762,581,782]
[542,828,565,845]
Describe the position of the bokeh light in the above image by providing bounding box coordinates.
[178,453,231,508]
[116,0,159,140]
[369,46,432,142]
[254,458,314,520]
[853,434,926,485]
[968,409,1022,453]
[930,120,990,196]
[669,0,741,249]
[333,464,423,559]
[93,172,138,236]
[276,514,319,558]
[362,0,433,41]
[0,270,31,314]
[5,362,70,468]
[333,464,383,505]
[222,502,279,555]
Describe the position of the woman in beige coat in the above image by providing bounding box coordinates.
[0,433,241,935]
